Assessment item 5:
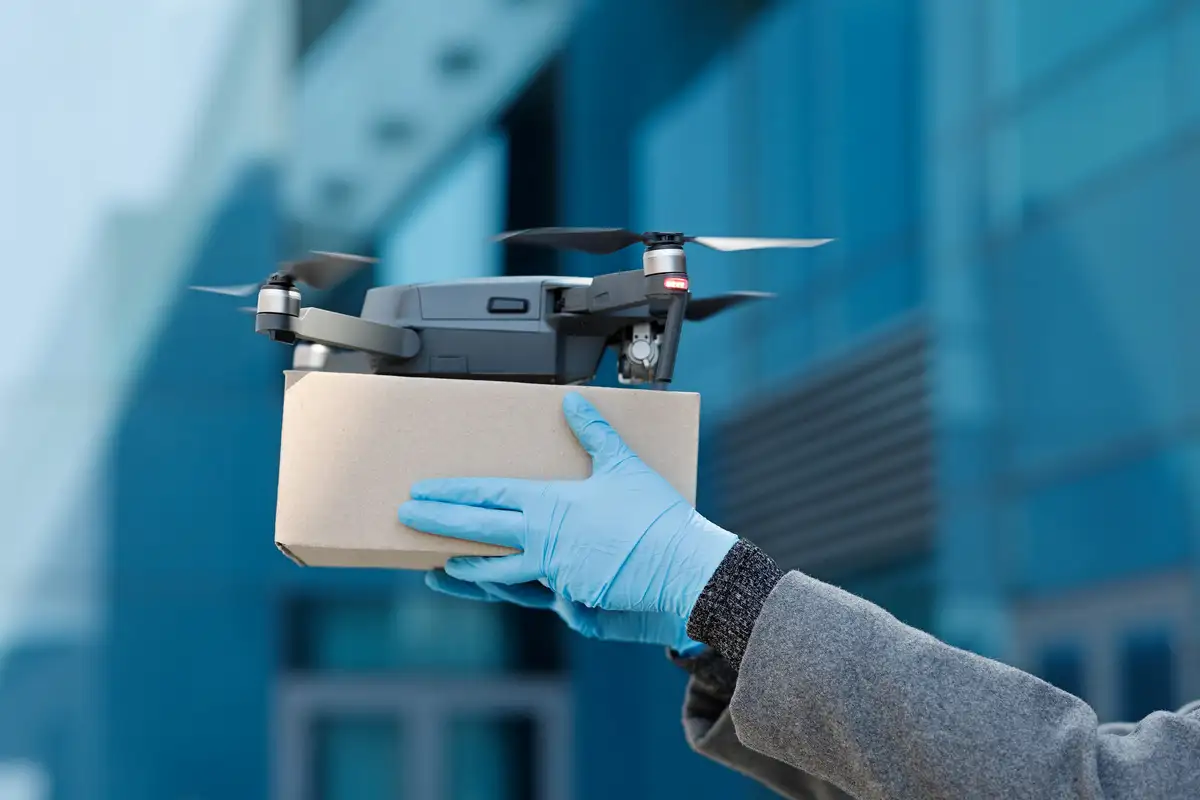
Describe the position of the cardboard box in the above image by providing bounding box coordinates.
[274,370,702,569]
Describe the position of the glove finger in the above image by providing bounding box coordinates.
[478,581,557,610]
[444,553,536,585]
[409,477,538,511]
[562,392,634,472]
[424,569,499,602]
[398,501,525,550]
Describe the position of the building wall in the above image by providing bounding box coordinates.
[557,1,925,797]
[104,162,288,800]
[924,0,1200,718]
[48,2,1200,799]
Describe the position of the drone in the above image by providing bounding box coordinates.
[191,228,832,388]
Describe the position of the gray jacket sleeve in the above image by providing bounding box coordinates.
[669,646,854,799]
[675,539,1200,800]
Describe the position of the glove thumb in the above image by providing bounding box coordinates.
[562,392,633,473]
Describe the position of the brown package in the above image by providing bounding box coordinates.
[274,371,701,569]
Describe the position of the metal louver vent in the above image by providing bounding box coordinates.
[712,318,934,578]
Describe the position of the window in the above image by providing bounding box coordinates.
[278,585,570,799]
[1118,625,1175,721]
[283,584,565,675]
[1016,450,1190,595]
[995,27,1172,215]
[988,0,1160,95]
[447,715,537,800]
[632,51,746,418]
[1036,642,1087,701]
[312,713,405,800]
[1185,5,1200,127]
[377,131,508,286]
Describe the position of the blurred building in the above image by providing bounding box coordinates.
[1,0,1199,798]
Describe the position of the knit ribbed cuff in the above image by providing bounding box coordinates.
[685,539,785,671]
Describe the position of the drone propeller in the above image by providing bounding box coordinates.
[495,227,832,255]
[189,251,378,297]
[685,291,775,321]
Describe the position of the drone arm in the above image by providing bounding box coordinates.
[561,270,650,314]
[259,307,420,360]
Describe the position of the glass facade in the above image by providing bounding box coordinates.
[7,0,1200,797]
[1037,642,1088,702]
[633,0,921,420]
[1118,626,1177,721]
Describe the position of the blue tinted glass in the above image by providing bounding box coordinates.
[991,158,1186,472]
[1186,6,1200,126]
[448,715,535,800]
[745,0,814,299]
[1015,448,1190,594]
[377,131,508,285]
[833,0,919,255]
[1006,29,1170,211]
[998,0,1156,91]
[842,257,920,342]
[313,714,403,800]
[1037,642,1087,700]
[758,299,816,388]
[1118,626,1175,721]
[291,588,518,674]
[633,52,750,417]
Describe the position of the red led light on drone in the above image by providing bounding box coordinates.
[663,276,689,291]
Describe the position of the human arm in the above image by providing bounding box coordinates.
[684,539,1200,799]
[669,646,855,800]
[399,393,1200,799]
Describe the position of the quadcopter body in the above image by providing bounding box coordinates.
[194,229,832,388]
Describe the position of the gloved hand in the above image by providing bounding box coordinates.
[398,392,737,621]
[424,569,708,657]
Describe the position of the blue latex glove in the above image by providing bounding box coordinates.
[398,392,737,620]
[424,569,708,657]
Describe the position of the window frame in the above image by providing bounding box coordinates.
[273,673,573,800]
[1009,567,1194,723]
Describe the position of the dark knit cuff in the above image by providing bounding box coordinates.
[667,646,739,698]
[685,538,785,670]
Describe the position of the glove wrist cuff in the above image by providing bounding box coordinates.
[684,538,784,670]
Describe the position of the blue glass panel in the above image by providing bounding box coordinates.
[633,51,748,418]
[313,714,403,800]
[1015,448,1190,593]
[833,0,920,256]
[290,586,517,674]
[991,151,1186,473]
[1037,641,1087,701]
[842,256,920,342]
[447,715,535,800]
[377,131,508,286]
[1184,4,1200,128]
[996,0,1158,91]
[744,0,815,299]
[758,298,816,389]
[1118,625,1176,720]
[1005,28,1171,211]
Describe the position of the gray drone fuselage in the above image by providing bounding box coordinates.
[252,242,776,387]
[360,275,608,384]
[258,273,681,386]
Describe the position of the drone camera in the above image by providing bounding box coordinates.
[618,323,662,385]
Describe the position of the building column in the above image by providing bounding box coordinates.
[922,0,1011,661]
